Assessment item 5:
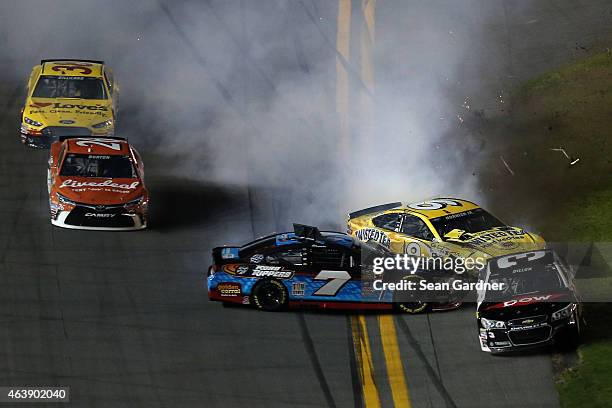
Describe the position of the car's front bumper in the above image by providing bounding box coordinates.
[52,209,146,231]
[478,318,578,353]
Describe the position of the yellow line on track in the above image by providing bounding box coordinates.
[351,315,382,408]
[378,315,412,407]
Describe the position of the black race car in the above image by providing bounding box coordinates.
[476,250,582,354]
[207,224,463,313]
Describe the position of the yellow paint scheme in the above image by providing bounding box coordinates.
[20,60,116,142]
[348,198,546,270]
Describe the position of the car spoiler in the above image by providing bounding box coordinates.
[293,223,323,241]
[348,202,402,220]
[41,59,104,65]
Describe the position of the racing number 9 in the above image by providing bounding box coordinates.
[313,270,351,296]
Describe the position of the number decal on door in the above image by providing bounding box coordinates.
[313,270,351,296]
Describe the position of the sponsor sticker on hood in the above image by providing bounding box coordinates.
[60,179,140,190]
[484,293,565,310]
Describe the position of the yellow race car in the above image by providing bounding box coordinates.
[20,59,116,148]
[348,198,546,275]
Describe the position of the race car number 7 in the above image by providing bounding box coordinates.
[313,270,351,296]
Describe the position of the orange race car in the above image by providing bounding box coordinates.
[47,137,148,230]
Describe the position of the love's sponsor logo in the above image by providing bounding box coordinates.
[59,179,140,190]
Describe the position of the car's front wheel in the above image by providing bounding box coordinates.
[252,279,288,312]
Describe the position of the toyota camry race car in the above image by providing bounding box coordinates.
[476,250,582,353]
[20,59,116,148]
[47,137,148,230]
[207,224,463,313]
[348,198,546,276]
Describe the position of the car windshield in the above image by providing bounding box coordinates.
[430,208,504,238]
[33,76,107,99]
[488,264,566,298]
[60,154,135,178]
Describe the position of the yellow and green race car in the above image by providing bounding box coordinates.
[20,59,117,148]
[348,198,546,274]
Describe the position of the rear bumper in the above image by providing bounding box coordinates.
[52,210,146,231]
[21,125,114,148]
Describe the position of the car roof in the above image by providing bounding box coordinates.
[40,60,104,78]
[354,198,481,220]
[489,250,556,276]
[64,138,131,156]
[402,198,481,219]
[240,231,357,254]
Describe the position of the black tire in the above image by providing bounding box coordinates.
[393,275,429,314]
[558,325,581,351]
[252,279,288,312]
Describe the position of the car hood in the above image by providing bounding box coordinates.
[25,98,112,127]
[478,290,576,320]
[447,227,544,256]
[54,177,144,204]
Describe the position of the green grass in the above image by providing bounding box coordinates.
[557,304,612,408]
[511,52,612,408]
[485,51,612,408]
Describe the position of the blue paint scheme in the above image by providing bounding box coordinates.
[208,271,392,303]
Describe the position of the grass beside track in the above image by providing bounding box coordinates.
[490,51,612,408]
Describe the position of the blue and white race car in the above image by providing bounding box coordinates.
[207,224,463,313]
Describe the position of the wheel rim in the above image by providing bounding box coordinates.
[258,282,283,308]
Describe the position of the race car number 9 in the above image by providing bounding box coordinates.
[408,199,462,210]
[313,270,351,296]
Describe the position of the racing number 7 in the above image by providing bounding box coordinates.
[313,270,351,296]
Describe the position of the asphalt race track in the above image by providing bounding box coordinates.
[1,1,612,407]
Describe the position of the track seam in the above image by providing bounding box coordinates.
[297,313,338,408]
[396,316,458,408]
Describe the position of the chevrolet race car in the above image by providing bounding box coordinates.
[476,250,582,353]
[47,137,148,230]
[20,59,116,148]
[348,198,546,276]
[207,224,463,313]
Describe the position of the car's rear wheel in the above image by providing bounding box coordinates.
[252,279,288,312]
[393,275,429,314]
